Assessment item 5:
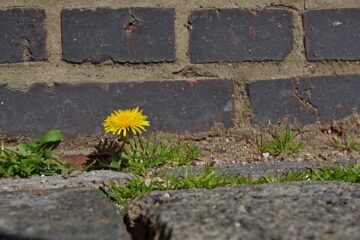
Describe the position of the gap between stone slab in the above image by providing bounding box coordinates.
[122,159,360,240]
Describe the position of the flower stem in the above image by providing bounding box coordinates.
[136,133,144,151]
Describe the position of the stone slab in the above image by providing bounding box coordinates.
[62,8,175,63]
[0,79,234,137]
[0,170,131,192]
[189,9,293,63]
[215,159,358,176]
[126,181,360,240]
[247,75,360,126]
[0,8,47,63]
[166,160,358,178]
[0,187,130,240]
[304,8,360,61]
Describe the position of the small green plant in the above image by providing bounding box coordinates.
[104,166,309,211]
[310,163,360,183]
[125,134,200,175]
[256,129,303,156]
[85,107,200,174]
[0,130,75,178]
[103,166,241,210]
[330,136,360,152]
[105,162,360,211]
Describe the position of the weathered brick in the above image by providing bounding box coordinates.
[304,9,360,61]
[247,75,360,126]
[0,8,47,63]
[0,79,234,137]
[189,9,293,63]
[61,8,175,63]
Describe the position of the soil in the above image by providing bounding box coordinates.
[1,113,360,168]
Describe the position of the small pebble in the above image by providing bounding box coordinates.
[262,152,270,158]
[304,154,311,160]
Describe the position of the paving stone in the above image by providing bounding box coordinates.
[0,170,131,192]
[0,8,47,63]
[0,187,130,240]
[247,75,360,126]
[126,181,360,240]
[166,159,358,178]
[0,79,233,137]
[189,9,293,63]
[62,8,175,63]
[304,8,360,61]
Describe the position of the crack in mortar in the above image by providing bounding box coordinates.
[265,4,300,11]
[292,79,320,121]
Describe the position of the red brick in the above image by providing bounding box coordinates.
[62,154,89,169]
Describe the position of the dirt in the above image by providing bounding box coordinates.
[182,112,360,166]
[1,113,360,168]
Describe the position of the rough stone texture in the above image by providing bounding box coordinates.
[0,8,47,63]
[304,9,360,61]
[0,79,233,137]
[247,75,360,126]
[126,181,360,240]
[0,170,131,192]
[166,160,358,178]
[189,9,293,63]
[62,8,175,63]
[0,187,130,240]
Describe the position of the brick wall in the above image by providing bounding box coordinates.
[0,0,360,137]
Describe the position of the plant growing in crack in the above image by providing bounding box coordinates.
[330,135,360,152]
[256,128,304,157]
[85,107,150,170]
[85,107,200,175]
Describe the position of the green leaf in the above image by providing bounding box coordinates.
[15,144,33,156]
[34,129,63,150]
[37,129,63,143]
[0,129,74,178]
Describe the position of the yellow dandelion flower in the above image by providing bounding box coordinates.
[103,107,150,137]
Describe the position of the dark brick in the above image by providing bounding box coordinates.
[189,9,293,63]
[0,8,47,63]
[61,8,175,63]
[247,75,360,126]
[0,79,234,137]
[304,9,360,61]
